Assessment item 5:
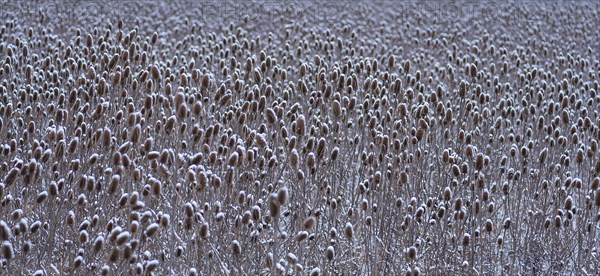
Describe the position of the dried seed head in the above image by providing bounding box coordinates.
[331,147,339,161]
[307,152,316,168]
[462,233,470,246]
[199,223,209,239]
[277,186,289,205]
[108,174,120,194]
[303,217,316,230]
[325,246,334,262]
[296,231,309,243]
[36,191,48,204]
[145,260,159,272]
[151,179,162,196]
[0,221,11,241]
[115,231,130,245]
[470,63,477,78]
[231,240,241,254]
[130,124,141,144]
[145,223,159,237]
[443,187,452,201]
[344,222,354,240]
[150,65,160,79]
[266,108,277,124]
[503,218,511,229]
[484,219,493,232]
[290,149,299,167]
[332,100,342,118]
[107,246,120,263]
[564,196,573,210]
[539,148,548,164]
[554,215,562,228]
[228,152,239,167]
[251,205,261,221]
[295,115,306,136]
[268,194,281,218]
[160,214,170,228]
[407,246,417,260]
[165,115,176,135]
[2,241,14,260]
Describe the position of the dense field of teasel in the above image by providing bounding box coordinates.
[0,0,599,275]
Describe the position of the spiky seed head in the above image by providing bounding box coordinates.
[36,191,48,203]
[403,60,411,73]
[443,187,452,201]
[145,223,159,237]
[268,193,281,218]
[150,65,160,79]
[325,246,334,262]
[503,218,511,229]
[277,186,288,205]
[108,247,120,263]
[228,152,239,167]
[160,214,170,228]
[564,196,573,210]
[266,108,277,124]
[290,149,299,167]
[232,240,241,254]
[484,219,493,232]
[332,100,342,118]
[199,223,209,238]
[344,222,354,240]
[462,233,470,246]
[296,231,309,242]
[2,241,14,260]
[470,63,477,78]
[0,221,11,241]
[303,216,316,230]
[407,246,417,260]
[145,260,159,272]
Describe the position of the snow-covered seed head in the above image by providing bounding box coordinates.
[231,240,241,254]
[2,221,15,240]
[277,186,289,205]
[406,246,417,260]
[268,193,281,218]
[228,152,239,167]
[325,246,335,262]
[36,191,48,204]
[199,223,209,239]
[295,231,308,243]
[484,219,494,232]
[564,196,573,210]
[2,241,14,260]
[303,216,316,230]
[443,187,452,201]
[145,223,159,237]
[462,233,470,246]
[344,222,354,240]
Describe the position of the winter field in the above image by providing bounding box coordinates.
[0,1,599,275]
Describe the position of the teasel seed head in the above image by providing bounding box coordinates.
[344,222,354,240]
[2,241,14,260]
[277,186,288,205]
[406,246,417,260]
[325,246,334,262]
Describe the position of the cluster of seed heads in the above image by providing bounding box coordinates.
[0,1,599,275]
